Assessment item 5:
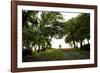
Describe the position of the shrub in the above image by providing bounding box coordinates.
[81,44,90,51]
[22,48,32,57]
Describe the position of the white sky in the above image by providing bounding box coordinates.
[61,12,80,21]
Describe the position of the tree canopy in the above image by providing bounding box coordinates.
[22,10,90,52]
[22,11,64,52]
[64,13,90,48]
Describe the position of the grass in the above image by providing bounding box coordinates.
[22,48,90,62]
[32,49,64,61]
[23,49,64,62]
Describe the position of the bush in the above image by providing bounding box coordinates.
[81,44,90,51]
[22,48,32,57]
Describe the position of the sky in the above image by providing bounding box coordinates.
[61,12,80,21]
[37,11,80,21]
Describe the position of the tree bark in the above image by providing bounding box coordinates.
[73,40,76,48]
[87,39,90,44]
[80,39,82,48]
[34,45,37,51]
[37,45,41,52]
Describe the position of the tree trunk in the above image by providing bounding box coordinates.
[73,40,76,48]
[34,45,37,51]
[26,44,29,49]
[37,45,40,52]
[80,39,82,48]
[87,39,89,44]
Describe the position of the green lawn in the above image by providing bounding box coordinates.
[22,48,90,62]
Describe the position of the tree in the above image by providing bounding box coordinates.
[22,10,39,50]
[64,13,90,48]
[22,11,64,52]
[36,11,64,51]
[40,11,64,39]
[75,13,90,47]
[64,18,78,48]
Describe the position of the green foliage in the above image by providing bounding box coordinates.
[22,11,64,51]
[75,13,90,40]
[40,11,64,39]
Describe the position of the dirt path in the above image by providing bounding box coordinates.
[62,51,90,60]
